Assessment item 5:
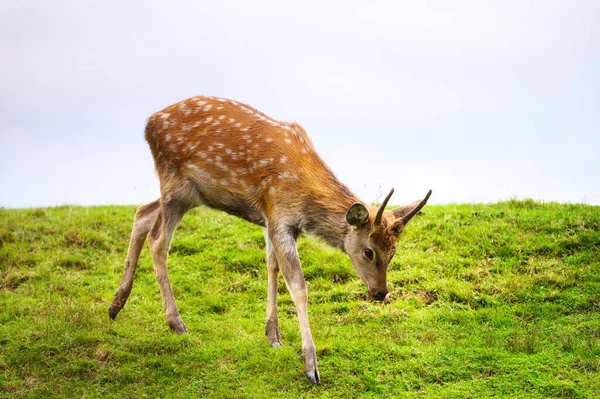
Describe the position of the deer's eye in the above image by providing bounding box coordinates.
[364,248,374,261]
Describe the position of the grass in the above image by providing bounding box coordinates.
[1,200,599,398]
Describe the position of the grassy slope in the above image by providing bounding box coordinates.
[0,200,599,398]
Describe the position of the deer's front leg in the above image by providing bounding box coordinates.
[268,225,320,384]
[264,229,282,347]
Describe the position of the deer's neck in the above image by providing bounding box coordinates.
[300,176,359,251]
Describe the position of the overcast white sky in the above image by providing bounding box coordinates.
[1,0,598,208]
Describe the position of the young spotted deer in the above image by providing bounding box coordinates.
[109,95,432,383]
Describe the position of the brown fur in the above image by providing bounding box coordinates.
[143,96,358,226]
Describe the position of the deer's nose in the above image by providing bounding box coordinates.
[374,291,390,301]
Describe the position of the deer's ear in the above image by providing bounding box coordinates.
[346,203,370,228]
[391,200,423,220]
[390,221,403,236]
[391,190,432,225]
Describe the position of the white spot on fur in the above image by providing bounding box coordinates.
[203,104,213,111]
[285,138,292,144]
[216,143,224,149]
[207,146,214,151]
[220,179,229,185]
[205,116,213,123]
[198,151,207,158]
[278,172,299,181]
[269,187,276,194]
[187,164,211,179]
[258,158,273,167]
[280,156,287,163]
[265,138,273,143]
[235,123,242,128]
[160,113,170,119]
[165,133,171,142]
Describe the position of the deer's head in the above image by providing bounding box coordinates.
[343,189,432,301]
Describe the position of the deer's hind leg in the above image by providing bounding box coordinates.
[109,199,160,320]
[264,229,282,347]
[147,186,197,333]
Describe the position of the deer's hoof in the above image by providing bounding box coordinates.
[168,317,187,334]
[108,306,119,320]
[306,369,321,384]
[266,320,282,347]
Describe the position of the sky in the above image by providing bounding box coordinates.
[1,0,598,208]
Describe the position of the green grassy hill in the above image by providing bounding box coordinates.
[1,201,599,398]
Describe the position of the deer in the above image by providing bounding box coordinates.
[108,95,432,383]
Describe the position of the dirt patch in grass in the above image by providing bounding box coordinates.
[0,272,30,290]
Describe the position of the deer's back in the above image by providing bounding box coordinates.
[144,96,328,223]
